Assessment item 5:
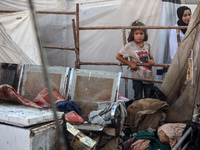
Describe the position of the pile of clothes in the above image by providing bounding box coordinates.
[122,122,200,150]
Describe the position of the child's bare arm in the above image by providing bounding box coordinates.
[116,53,139,70]
[148,58,155,66]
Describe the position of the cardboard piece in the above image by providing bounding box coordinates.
[66,122,96,149]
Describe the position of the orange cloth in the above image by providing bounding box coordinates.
[130,139,150,150]
[157,123,186,150]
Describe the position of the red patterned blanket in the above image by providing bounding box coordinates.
[0,84,41,108]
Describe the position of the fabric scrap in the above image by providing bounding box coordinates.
[33,87,64,107]
[0,84,41,108]
[157,123,186,150]
[65,111,84,124]
[88,100,127,135]
[130,139,150,150]
[126,98,169,132]
[56,100,82,115]
[130,129,171,150]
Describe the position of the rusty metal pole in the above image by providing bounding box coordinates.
[75,3,80,69]
[79,61,170,67]
[79,26,188,30]
[122,28,129,97]
[125,79,128,98]
[0,10,76,15]
[72,19,77,47]
[122,28,127,46]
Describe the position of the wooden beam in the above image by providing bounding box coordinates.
[0,10,76,15]
[43,46,75,51]
[122,76,163,83]
[80,61,170,67]
[75,3,80,69]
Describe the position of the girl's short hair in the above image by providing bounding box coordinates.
[127,20,148,42]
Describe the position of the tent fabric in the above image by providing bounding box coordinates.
[0,84,41,108]
[0,0,199,98]
[160,1,200,123]
[0,23,35,64]
[0,11,42,65]
[0,0,162,98]
[126,98,169,133]
[0,0,65,11]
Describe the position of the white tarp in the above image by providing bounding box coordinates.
[0,0,65,11]
[0,0,65,65]
[0,11,41,65]
[0,23,34,64]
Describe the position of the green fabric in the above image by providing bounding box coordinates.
[131,129,171,150]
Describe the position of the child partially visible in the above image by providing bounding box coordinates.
[116,20,155,100]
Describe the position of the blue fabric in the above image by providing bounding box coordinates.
[56,101,82,115]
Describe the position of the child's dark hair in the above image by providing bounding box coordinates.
[127,20,148,42]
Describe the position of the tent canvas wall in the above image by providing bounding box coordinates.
[161,1,200,123]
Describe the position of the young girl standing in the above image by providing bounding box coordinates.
[116,20,155,100]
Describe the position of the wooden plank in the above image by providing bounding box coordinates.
[66,122,97,148]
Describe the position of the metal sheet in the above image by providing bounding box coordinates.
[31,120,63,150]
[19,64,69,101]
[67,69,121,103]
[0,120,62,150]
[0,102,64,127]
[73,123,103,131]
[0,63,23,91]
